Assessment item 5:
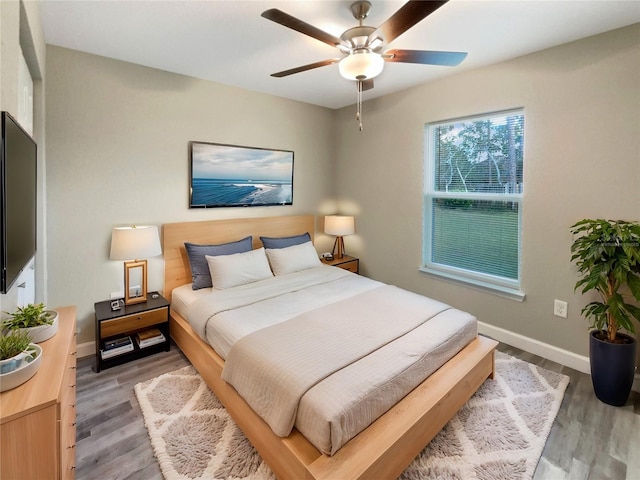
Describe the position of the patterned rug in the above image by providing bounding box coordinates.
[134,351,569,480]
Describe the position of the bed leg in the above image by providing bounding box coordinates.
[489,348,496,379]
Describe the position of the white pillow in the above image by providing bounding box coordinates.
[205,247,273,289]
[266,241,321,276]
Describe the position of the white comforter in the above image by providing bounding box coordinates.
[222,284,451,437]
[186,265,477,455]
[189,266,382,358]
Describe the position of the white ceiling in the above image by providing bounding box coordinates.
[39,0,640,109]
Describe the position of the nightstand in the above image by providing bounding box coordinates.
[94,292,170,372]
[321,254,359,274]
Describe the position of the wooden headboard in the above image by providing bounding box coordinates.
[162,215,315,301]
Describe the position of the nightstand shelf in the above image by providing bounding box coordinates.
[321,254,359,274]
[94,292,170,372]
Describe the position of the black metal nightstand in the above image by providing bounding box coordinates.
[94,292,170,372]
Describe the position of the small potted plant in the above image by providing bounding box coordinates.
[2,303,58,343]
[0,330,43,392]
[570,218,640,406]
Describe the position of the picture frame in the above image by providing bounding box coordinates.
[189,141,294,208]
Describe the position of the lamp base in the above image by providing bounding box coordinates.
[124,259,148,305]
[332,236,346,259]
[126,295,147,306]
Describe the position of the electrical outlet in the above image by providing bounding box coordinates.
[554,300,568,318]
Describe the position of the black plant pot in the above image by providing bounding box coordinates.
[590,330,637,406]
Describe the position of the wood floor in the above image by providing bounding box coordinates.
[75,341,640,480]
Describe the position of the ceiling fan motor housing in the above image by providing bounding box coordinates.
[340,25,378,50]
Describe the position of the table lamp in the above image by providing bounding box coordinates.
[324,215,355,259]
[110,225,162,305]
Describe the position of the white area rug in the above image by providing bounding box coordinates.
[134,351,569,480]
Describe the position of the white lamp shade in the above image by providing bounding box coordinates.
[324,216,355,236]
[110,225,162,260]
[339,52,384,81]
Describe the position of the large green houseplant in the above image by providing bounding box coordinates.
[570,218,640,405]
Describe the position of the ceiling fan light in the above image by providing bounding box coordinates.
[339,51,384,80]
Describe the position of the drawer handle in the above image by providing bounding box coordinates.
[70,365,77,370]
[72,422,77,426]
[70,466,76,471]
[71,351,77,356]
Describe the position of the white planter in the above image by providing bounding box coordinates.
[0,344,42,392]
[19,310,58,343]
[0,350,31,374]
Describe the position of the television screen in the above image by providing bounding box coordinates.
[1,111,37,293]
[189,141,294,208]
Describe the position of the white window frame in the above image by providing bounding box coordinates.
[421,109,525,301]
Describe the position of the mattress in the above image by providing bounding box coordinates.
[179,265,477,455]
[171,282,211,319]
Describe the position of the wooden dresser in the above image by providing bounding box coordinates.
[0,306,77,479]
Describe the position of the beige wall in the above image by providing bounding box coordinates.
[45,46,337,344]
[0,0,47,314]
[333,24,640,359]
[34,22,640,361]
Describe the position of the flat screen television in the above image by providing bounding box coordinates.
[1,111,37,294]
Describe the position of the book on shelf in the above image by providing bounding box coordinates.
[101,336,134,359]
[136,328,166,348]
[104,336,132,350]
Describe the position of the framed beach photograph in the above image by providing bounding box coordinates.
[189,141,294,208]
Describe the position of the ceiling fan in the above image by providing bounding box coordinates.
[261,0,466,130]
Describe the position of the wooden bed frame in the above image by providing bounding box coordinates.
[162,215,497,480]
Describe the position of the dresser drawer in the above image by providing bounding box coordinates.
[60,349,76,408]
[60,334,77,479]
[100,308,167,338]
[60,405,76,480]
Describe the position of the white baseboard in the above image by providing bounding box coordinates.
[77,341,96,359]
[477,321,640,393]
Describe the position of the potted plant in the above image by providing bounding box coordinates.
[0,330,43,392]
[2,303,58,343]
[570,218,640,406]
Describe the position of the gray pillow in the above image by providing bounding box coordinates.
[260,232,311,249]
[185,236,252,290]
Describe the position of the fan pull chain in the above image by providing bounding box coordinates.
[356,79,363,131]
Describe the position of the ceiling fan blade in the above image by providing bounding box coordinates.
[385,49,467,66]
[271,58,341,78]
[262,9,344,48]
[371,1,448,45]
[361,79,374,91]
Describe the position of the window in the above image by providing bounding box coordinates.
[422,110,525,300]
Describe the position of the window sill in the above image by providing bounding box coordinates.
[418,267,526,302]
